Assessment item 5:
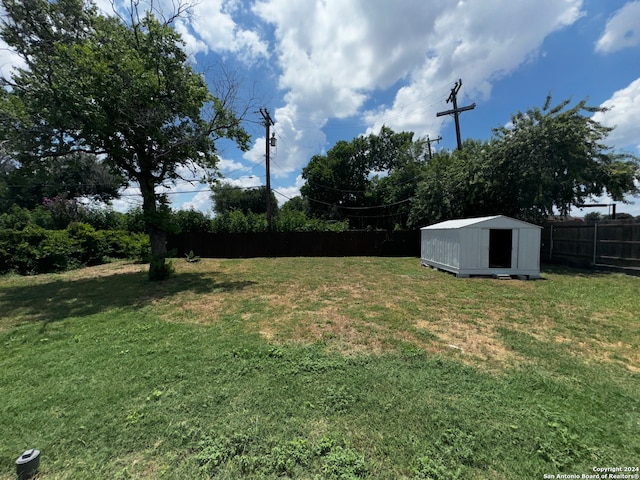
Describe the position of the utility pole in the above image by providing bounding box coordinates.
[259,108,275,230]
[426,135,442,160]
[436,79,475,150]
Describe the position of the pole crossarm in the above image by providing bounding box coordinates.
[436,103,476,117]
[436,78,475,150]
[259,108,274,127]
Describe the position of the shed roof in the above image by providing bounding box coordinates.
[421,215,541,230]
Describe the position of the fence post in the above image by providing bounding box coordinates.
[549,225,553,260]
[593,223,598,266]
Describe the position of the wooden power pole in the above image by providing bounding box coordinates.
[259,108,275,230]
[436,79,475,150]
[426,135,442,160]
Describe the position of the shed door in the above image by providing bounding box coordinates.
[489,229,512,268]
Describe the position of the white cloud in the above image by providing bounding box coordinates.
[0,40,26,80]
[0,4,27,80]
[592,77,640,152]
[272,174,304,205]
[221,175,262,189]
[218,158,250,175]
[595,1,640,53]
[249,0,584,179]
[4,0,602,215]
[175,0,269,63]
[363,0,584,136]
[111,184,143,213]
[181,189,214,212]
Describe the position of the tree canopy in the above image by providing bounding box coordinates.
[408,98,640,227]
[0,0,251,278]
[488,96,638,222]
[300,126,420,229]
[0,152,124,210]
[211,184,278,216]
[299,98,638,230]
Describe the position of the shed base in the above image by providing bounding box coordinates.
[421,260,539,280]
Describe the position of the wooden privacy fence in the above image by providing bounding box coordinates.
[541,222,640,268]
[167,230,420,258]
[168,223,640,269]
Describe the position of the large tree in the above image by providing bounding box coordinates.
[369,136,429,229]
[0,0,250,278]
[409,97,639,227]
[300,126,417,228]
[490,96,638,222]
[408,139,500,227]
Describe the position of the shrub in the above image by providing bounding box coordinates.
[78,207,127,231]
[0,205,54,230]
[210,209,350,233]
[173,209,213,233]
[0,225,77,275]
[123,207,147,233]
[0,225,150,275]
[37,228,80,273]
[101,230,150,261]
[67,222,107,265]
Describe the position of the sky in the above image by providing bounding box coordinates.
[3,0,640,218]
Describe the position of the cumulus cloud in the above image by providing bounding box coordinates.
[363,0,584,136]
[181,189,214,212]
[595,1,640,53]
[175,0,269,63]
[592,77,640,151]
[0,41,26,80]
[272,174,305,205]
[247,0,584,181]
[0,0,595,213]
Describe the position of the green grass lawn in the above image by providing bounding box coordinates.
[1,258,638,479]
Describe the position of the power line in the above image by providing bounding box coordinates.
[273,187,413,211]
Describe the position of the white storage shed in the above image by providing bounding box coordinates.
[420,215,542,278]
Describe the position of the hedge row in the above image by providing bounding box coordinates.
[0,223,150,275]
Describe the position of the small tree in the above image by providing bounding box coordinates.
[3,152,124,211]
[300,126,416,228]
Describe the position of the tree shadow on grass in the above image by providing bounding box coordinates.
[0,267,257,332]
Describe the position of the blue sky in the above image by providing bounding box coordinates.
[4,0,640,218]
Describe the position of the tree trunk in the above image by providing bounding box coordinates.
[139,174,170,280]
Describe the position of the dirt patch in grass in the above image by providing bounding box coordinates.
[415,318,519,366]
[544,333,640,373]
[44,259,636,372]
[284,307,390,354]
[164,295,226,325]
[61,261,146,280]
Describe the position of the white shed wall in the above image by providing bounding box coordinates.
[420,216,541,278]
[420,229,460,270]
[515,227,541,271]
[462,227,482,269]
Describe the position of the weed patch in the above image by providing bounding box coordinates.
[195,434,369,479]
